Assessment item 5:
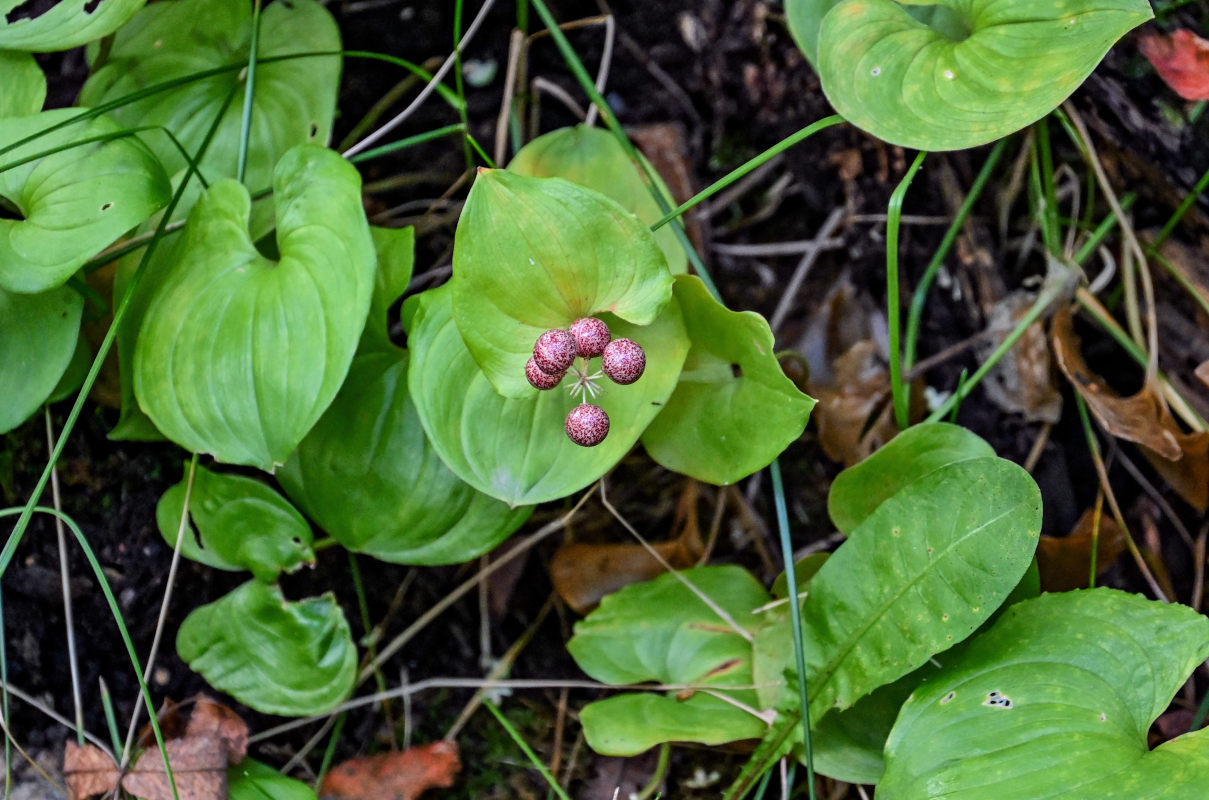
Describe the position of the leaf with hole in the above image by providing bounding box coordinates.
[0,51,45,116]
[880,589,1209,798]
[0,109,170,293]
[568,565,772,755]
[277,351,533,565]
[408,282,688,506]
[827,421,995,534]
[134,144,375,470]
[79,0,339,215]
[509,124,686,275]
[0,285,82,433]
[156,462,314,583]
[642,275,816,485]
[451,169,674,398]
[0,0,147,51]
[786,0,1153,150]
[177,579,356,716]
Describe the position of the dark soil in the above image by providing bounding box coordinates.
[6,0,1209,797]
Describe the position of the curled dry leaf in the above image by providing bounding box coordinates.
[64,741,120,800]
[319,741,461,800]
[1051,307,1209,509]
[551,481,704,614]
[1139,29,1209,101]
[1036,508,1126,592]
[122,736,227,800]
[184,694,249,765]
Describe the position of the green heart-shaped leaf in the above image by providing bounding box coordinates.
[277,352,533,564]
[451,169,674,398]
[569,565,772,755]
[0,52,45,116]
[880,589,1209,798]
[134,145,376,470]
[789,0,1152,150]
[80,0,339,213]
[229,760,316,800]
[362,225,416,352]
[156,462,314,582]
[0,109,171,293]
[642,275,816,485]
[408,283,689,506]
[177,579,356,716]
[827,422,995,534]
[509,125,686,275]
[0,285,82,433]
[803,457,1041,714]
[0,0,147,51]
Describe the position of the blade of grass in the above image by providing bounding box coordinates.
[887,151,928,430]
[236,0,263,184]
[483,698,572,800]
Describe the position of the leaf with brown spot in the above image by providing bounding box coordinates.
[121,737,227,800]
[319,741,461,800]
[184,695,248,765]
[63,741,120,800]
[1139,29,1209,101]
[550,481,704,614]
[1051,307,1209,509]
[1037,508,1126,592]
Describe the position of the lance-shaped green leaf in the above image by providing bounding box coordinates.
[229,760,316,800]
[0,109,170,294]
[177,580,356,716]
[642,275,815,485]
[0,285,82,433]
[803,457,1040,714]
[828,422,995,534]
[788,0,1152,150]
[156,462,314,582]
[509,125,686,275]
[0,52,45,116]
[277,352,533,565]
[409,283,688,506]
[80,0,339,214]
[880,589,1209,799]
[451,170,674,398]
[134,145,375,470]
[0,0,147,51]
[569,566,772,755]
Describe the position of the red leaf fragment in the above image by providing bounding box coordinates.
[320,741,461,800]
[1139,29,1209,101]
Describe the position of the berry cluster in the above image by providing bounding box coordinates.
[524,317,647,447]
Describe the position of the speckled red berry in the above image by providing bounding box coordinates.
[569,317,611,358]
[525,357,564,390]
[601,338,645,385]
[533,329,577,374]
[565,403,609,447]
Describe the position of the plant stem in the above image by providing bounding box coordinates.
[887,151,928,430]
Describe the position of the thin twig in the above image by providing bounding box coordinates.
[44,410,83,741]
[583,15,614,128]
[769,207,847,334]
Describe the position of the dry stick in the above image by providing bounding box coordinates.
[119,456,198,768]
[0,712,67,799]
[280,716,337,776]
[355,487,596,684]
[701,156,784,219]
[44,410,83,741]
[697,487,727,566]
[559,729,585,788]
[1193,521,1208,613]
[712,239,844,257]
[342,0,497,159]
[768,207,848,333]
[531,76,587,120]
[1022,421,1054,474]
[493,28,526,167]
[598,483,753,642]
[445,598,555,740]
[583,14,614,129]
[1063,103,1159,381]
[548,686,569,779]
[0,680,113,758]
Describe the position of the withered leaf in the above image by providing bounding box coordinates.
[184,694,248,765]
[1037,508,1126,592]
[121,736,227,800]
[1139,29,1209,101]
[320,741,461,800]
[64,740,120,800]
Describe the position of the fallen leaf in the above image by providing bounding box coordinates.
[319,741,461,800]
[184,695,248,765]
[551,481,704,614]
[1139,29,1209,101]
[64,741,120,800]
[1037,508,1126,592]
[1052,307,1209,509]
[979,291,1062,423]
[121,736,227,800]
[1196,359,1209,389]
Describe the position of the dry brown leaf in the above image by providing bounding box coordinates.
[1196,359,1209,389]
[121,736,227,800]
[979,291,1062,423]
[551,481,704,614]
[1037,508,1126,592]
[1139,29,1209,101]
[1051,307,1209,509]
[63,741,120,800]
[184,695,248,765]
[810,340,900,466]
[319,741,461,800]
